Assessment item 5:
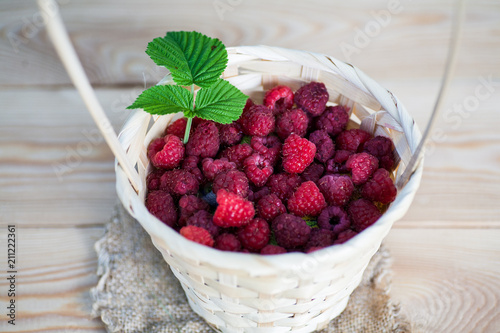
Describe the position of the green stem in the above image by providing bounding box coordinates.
[183,84,195,144]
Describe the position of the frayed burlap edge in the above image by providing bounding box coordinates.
[91,205,412,333]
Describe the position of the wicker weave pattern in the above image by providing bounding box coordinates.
[115,46,423,332]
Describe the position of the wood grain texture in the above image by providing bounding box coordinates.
[0,228,106,332]
[0,0,499,86]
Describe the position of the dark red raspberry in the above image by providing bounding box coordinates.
[186,121,220,158]
[315,105,349,136]
[301,163,325,183]
[243,153,273,187]
[266,173,302,202]
[272,213,311,249]
[182,155,204,184]
[325,150,353,174]
[243,98,254,113]
[160,169,199,196]
[336,129,371,152]
[305,228,335,252]
[165,117,188,138]
[345,152,379,185]
[146,168,164,191]
[250,136,281,166]
[239,105,275,136]
[219,121,243,146]
[361,168,397,204]
[294,82,329,116]
[348,199,382,232]
[333,229,358,245]
[147,134,185,170]
[201,158,236,181]
[213,189,255,227]
[308,130,335,163]
[363,136,396,171]
[282,134,316,174]
[275,108,309,140]
[186,210,220,237]
[145,190,177,228]
[212,169,249,198]
[247,186,270,203]
[264,85,294,114]
[180,225,214,247]
[238,218,271,252]
[257,194,287,222]
[221,143,253,168]
[260,244,287,255]
[317,206,351,234]
[215,233,242,252]
[288,181,327,217]
[178,194,210,227]
[317,174,354,207]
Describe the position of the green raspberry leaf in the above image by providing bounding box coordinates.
[146,31,228,88]
[194,79,248,124]
[127,85,193,115]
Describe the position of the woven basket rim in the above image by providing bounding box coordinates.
[115,45,424,274]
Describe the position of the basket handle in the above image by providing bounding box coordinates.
[37,0,141,192]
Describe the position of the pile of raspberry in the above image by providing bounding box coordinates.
[145,82,398,254]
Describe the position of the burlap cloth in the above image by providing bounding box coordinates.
[91,205,412,333]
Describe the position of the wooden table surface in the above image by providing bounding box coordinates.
[1,0,499,332]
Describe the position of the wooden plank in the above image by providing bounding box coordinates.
[0,227,106,332]
[385,229,500,332]
[0,0,498,86]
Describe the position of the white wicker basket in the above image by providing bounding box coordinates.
[115,46,423,333]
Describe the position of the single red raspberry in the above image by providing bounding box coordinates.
[213,189,255,227]
[239,105,275,136]
[215,233,242,252]
[147,134,185,170]
[165,117,188,138]
[308,130,335,163]
[247,186,270,203]
[325,150,353,174]
[146,168,164,191]
[212,169,249,198]
[243,153,273,187]
[145,190,177,228]
[333,229,358,245]
[201,157,236,181]
[160,169,199,196]
[219,121,243,146]
[257,193,287,222]
[180,225,214,247]
[182,155,204,184]
[336,129,371,152]
[243,98,254,113]
[238,218,270,252]
[250,136,281,166]
[317,206,351,234]
[264,85,294,114]
[282,134,316,174]
[266,173,302,202]
[300,162,325,183]
[287,181,327,217]
[304,228,335,252]
[260,244,287,255]
[317,174,354,207]
[272,213,311,249]
[363,136,396,171]
[361,168,397,204]
[186,210,220,237]
[294,82,329,116]
[348,199,382,232]
[186,120,220,158]
[221,143,253,168]
[275,108,309,140]
[178,194,210,227]
[345,152,379,185]
[315,105,349,136]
